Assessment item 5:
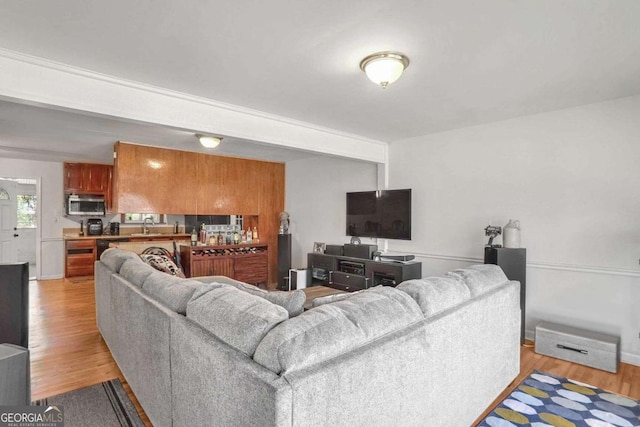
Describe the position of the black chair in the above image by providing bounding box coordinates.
[0,262,29,348]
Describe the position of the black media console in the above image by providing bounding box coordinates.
[307,250,422,292]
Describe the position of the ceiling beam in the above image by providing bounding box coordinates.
[0,48,387,164]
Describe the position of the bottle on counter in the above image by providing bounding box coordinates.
[199,223,207,244]
[208,234,216,245]
[226,230,232,245]
[240,229,246,243]
[217,231,224,245]
[190,227,198,246]
[246,227,252,243]
[233,229,239,245]
[173,221,179,234]
[252,226,259,243]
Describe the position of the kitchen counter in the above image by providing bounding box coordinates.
[63,233,190,240]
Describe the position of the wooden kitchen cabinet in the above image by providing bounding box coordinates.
[65,239,96,277]
[112,142,198,214]
[64,162,85,193]
[179,243,268,286]
[64,162,113,212]
[196,154,258,215]
[64,163,112,195]
[112,142,284,286]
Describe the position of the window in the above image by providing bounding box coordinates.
[17,195,37,228]
[121,213,166,224]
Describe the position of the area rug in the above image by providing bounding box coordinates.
[33,378,144,427]
[478,370,640,427]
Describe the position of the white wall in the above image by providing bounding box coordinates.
[285,155,378,269]
[14,182,36,265]
[0,158,74,279]
[387,94,640,365]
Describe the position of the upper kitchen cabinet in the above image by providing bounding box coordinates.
[112,142,198,214]
[196,154,259,215]
[64,162,113,213]
[64,162,112,195]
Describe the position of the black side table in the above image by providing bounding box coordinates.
[484,247,526,344]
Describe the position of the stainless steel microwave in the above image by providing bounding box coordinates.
[66,195,106,216]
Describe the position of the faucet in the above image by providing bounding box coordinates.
[142,217,155,235]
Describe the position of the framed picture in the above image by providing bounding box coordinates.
[313,242,326,253]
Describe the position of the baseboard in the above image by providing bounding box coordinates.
[621,352,640,367]
[39,275,63,280]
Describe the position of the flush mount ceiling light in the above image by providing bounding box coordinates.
[197,134,222,148]
[359,51,410,89]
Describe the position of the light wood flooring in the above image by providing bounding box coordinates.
[29,277,640,426]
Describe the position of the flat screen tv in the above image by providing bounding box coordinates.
[346,189,411,240]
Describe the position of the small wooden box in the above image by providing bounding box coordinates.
[535,321,620,373]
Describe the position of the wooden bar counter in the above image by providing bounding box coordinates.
[179,243,268,286]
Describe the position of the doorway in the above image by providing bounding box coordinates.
[0,177,38,279]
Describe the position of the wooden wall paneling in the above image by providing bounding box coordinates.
[196,154,258,215]
[257,161,285,289]
[113,142,198,214]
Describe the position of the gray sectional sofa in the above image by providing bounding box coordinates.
[95,248,521,427]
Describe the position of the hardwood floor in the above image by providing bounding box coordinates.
[30,277,640,426]
[29,277,151,426]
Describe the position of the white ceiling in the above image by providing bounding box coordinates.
[0,0,639,163]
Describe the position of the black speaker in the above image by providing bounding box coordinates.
[325,245,343,256]
[0,262,29,348]
[277,234,292,290]
[343,244,378,259]
[484,247,526,344]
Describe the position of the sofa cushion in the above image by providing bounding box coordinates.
[119,259,157,288]
[447,264,509,297]
[253,286,423,374]
[100,248,141,273]
[141,272,202,314]
[187,285,288,357]
[193,276,305,317]
[396,275,471,317]
[193,275,248,286]
[311,290,363,308]
[140,253,186,278]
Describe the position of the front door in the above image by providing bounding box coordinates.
[0,179,18,263]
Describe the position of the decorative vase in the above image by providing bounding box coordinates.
[503,219,521,248]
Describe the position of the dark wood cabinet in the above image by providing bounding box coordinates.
[179,243,268,286]
[65,239,96,277]
[64,162,85,193]
[307,251,422,291]
[64,162,113,212]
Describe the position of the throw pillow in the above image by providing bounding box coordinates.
[140,253,186,278]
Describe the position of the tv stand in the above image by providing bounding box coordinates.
[307,250,421,292]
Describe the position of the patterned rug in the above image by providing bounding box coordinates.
[33,378,144,427]
[478,370,640,427]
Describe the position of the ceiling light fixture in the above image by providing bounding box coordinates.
[197,134,222,149]
[359,51,410,89]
